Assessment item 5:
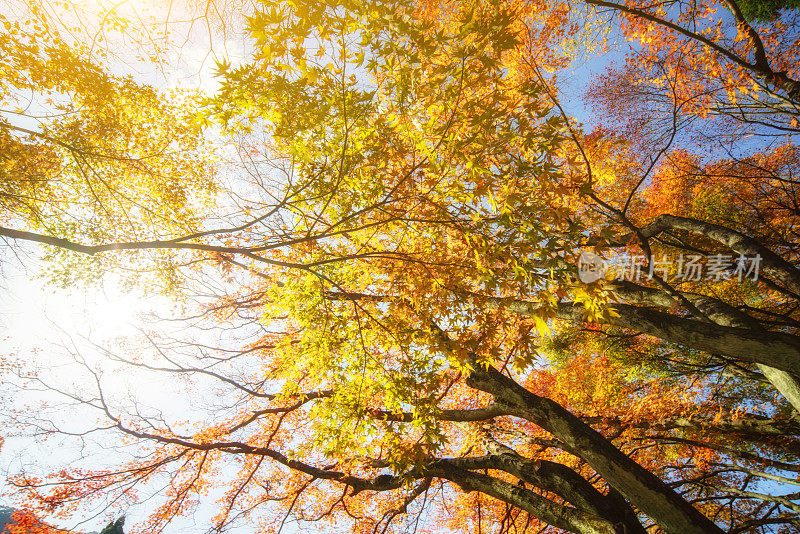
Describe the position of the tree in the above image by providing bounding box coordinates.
[98,517,124,534]
[739,0,800,21]
[1,0,800,533]
[579,0,800,413]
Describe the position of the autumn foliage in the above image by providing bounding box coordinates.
[0,0,800,533]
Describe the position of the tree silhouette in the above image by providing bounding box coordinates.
[98,517,124,534]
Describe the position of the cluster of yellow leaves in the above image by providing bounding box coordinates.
[0,1,217,289]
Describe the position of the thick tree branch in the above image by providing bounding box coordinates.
[639,214,800,297]
[366,404,513,422]
[474,434,647,534]
[465,365,726,534]
[579,412,800,439]
[490,296,800,374]
[430,462,619,534]
[611,280,800,412]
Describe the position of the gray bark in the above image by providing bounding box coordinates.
[612,280,800,413]
[465,365,726,534]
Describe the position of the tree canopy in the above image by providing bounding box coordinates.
[1,0,800,533]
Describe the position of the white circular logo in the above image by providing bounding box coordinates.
[577,251,607,283]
